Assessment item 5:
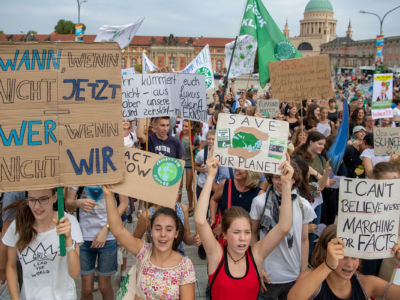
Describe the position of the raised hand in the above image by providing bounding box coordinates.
[326,238,345,270]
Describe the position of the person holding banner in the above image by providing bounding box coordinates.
[2,189,83,300]
[195,154,294,300]
[103,186,196,300]
[287,225,400,300]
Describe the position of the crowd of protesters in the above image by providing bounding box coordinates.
[1,73,400,299]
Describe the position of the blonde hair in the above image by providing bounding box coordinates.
[245,170,261,189]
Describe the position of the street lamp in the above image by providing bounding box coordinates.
[360,5,400,35]
[77,0,88,25]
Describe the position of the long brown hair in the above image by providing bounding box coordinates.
[310,224,337,268]
[1,189,57,252]
[305,104,320,128]
[293,131,326,161]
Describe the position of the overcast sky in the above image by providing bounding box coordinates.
[1,0,399,41]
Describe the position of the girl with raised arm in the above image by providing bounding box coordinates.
[103,187,196,300]
[288,224,400,300]
[194,155,294,300]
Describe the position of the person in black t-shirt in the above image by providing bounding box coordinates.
[148,117,183,159]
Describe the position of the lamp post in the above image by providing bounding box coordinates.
[360,6,400,72]
[77,0,88,25]
[359,5,400,35]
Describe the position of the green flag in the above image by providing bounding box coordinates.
[239,0,302,88]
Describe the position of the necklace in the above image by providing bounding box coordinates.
[227,251,246,264]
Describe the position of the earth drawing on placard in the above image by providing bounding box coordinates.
[228,127,269,159]
[152,157,183,187]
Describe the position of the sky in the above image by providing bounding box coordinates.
[0,0,399,41]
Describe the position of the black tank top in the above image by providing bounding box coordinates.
[313,274,368,300]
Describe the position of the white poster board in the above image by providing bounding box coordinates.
[337,178,400,259]
[213,113,289,175]
[122,73,206,122]
[372,73,393,119]
[257,99,280,118]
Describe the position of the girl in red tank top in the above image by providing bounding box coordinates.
[195,154,295,300]
[209,246,260,299]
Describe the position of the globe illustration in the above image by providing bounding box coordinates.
[157,162,178,182]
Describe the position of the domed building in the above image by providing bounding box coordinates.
[285,0,337,56]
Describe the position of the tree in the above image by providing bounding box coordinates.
[26,30,37,35]
[54,19,86,34]
[135,64,142,73]
[0,30,4,34]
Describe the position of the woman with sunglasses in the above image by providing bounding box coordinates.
[2,189,83,300]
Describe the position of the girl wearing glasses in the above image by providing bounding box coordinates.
[2,189,83,300]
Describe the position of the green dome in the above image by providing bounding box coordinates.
[305,0,333,12]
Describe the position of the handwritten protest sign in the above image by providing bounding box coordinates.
[213,113,289,174]
[337,178,400,259]
[0,42,124,192]
[372,73,393,119]
[257,99,280,118]
[269,55,333,101]
[121,73,206,122]
[110,147,184,208]
[374,127,400,156]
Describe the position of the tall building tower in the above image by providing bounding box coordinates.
[283,19,290,39]
[346,20,353,39]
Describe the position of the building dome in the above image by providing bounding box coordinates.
[304,0,333,12]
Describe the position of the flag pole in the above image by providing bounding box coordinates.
[188,121,197,210]
[222,36,238,105]
[57,187,66,256]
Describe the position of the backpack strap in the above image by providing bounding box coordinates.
[296,195,304,221]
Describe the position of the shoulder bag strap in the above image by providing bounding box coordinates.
[228,179,232,209]
[136,245,152,289]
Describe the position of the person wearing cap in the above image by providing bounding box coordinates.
[343,126,367,178]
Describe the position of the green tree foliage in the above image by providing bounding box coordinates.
[27,30,37,35]
[54,19,86,34]
[135,64,143,73]
[0,30,4,34]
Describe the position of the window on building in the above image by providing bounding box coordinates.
[216,60,222,73]
[132,58,137,68]
[121,58,126,68]
[298,42,313,51]
[169,57,175,69]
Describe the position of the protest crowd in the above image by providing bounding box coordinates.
[2,68,400,300]
[2,1,400,300]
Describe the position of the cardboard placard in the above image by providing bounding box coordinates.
[374,127,400,156]
[0,42,124,192]
[337,178,400,259]
[213,113,289,174]
[110,147,184,208]
[257,99,280,118]
[121,73,207,122]
[269,55,333,101]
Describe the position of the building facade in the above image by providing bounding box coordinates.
[321,35,400,69]
[0,33,233,74]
